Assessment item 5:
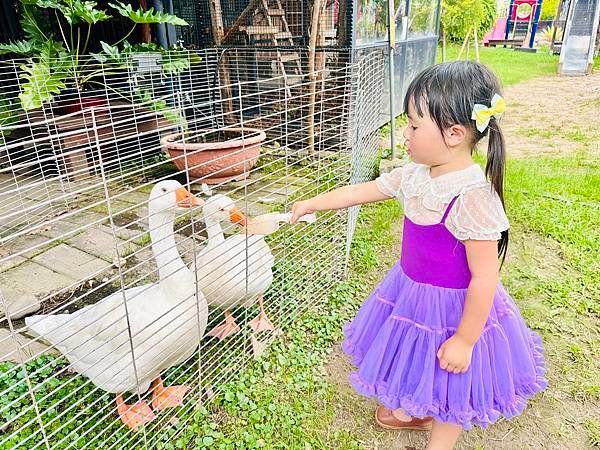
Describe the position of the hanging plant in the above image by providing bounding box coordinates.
[0,0,195,124]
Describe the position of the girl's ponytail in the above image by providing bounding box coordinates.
[486,117,508,264]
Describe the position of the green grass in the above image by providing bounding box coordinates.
[501,157,599,412]
[585,419,600,447]
[505,157,599,315]
[179,200,403,449]
[438,43,560,86]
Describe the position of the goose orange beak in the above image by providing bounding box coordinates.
[175,187,204,208]
[229,207,247,226]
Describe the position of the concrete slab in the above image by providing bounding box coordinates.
[67,228,124,262]
[0,255,27,274]
[0,261,73,320]
[34,218,84,241]
[33,244,111,281]
[115,190,151,207]
[1,234,50,260]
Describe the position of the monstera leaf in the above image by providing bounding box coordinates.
[91,41,128,65]
[18,61,67,110]
[67,0,111,24]
[34,0,110,25]
[161,50,200,75]
[0,40,37,56]
[135,89,185,126]
[18,42,71,110]
[109,2,188,26]
[0,96,18,146]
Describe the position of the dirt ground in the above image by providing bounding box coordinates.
[502,72,600,159]
[322,72,600,450]
[381,72,600,160]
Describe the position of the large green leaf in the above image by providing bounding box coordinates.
[109,2,188,26]
[91,41,130,67]
[0,96,16,126]
[134,88,185,125]
[35,0,110,25]
[0,40,36,56]
[162,53,191,75]
[19,3,51,47]
[34,0,67,14]
[38,39,68,63]
[0,96,19,146]
[69,0,111,24]
[18,61,67,110]
[162,50,202,75]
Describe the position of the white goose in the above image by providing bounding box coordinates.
[195,194,275,342]
[25,181,208,431]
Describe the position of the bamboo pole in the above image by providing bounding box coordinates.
[457,27,471,59]
[307,0,326,154]
[474,26,480,62]
[442,27,446,62]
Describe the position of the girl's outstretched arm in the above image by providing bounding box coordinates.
[437,240,499,374]
[290,181,389,223]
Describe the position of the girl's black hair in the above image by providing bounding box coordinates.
[403,61,508,263]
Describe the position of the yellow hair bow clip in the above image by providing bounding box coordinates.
[471,94,506,133]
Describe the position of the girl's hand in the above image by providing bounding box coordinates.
[437,334,474,374]
[290,200,316,224]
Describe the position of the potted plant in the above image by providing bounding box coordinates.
[0,0,192,112]
[161,127,267,185]
[0,0,198,177]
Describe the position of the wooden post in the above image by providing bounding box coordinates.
[336,0,348,46]
[139,0,153,43]
[209,0,225,44]
[209,0,234,117]
[307,0,326,154]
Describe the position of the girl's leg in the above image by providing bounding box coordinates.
[426,420,462,450]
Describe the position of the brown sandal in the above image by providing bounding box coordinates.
[375,406,433,431]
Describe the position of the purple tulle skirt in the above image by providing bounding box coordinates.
[341,260,547,430]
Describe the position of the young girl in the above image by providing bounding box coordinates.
[291,61,547,449]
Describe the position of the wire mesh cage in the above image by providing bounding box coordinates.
[172,0,348,48]
[0,47,384,448]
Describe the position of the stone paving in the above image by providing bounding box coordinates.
[0,163,310,362]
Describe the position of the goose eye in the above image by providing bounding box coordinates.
[161,187,167,193]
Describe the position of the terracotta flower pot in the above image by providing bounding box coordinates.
[162,128,266,184]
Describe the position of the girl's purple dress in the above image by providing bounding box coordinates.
[342,196,547,429]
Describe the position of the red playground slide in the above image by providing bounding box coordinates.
[483,18,508,46]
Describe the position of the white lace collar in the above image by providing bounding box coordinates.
[401,163,488,212]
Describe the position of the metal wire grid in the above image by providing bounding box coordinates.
[0,48,383,448]
[346,49,384,256]
[172,0,345,48]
